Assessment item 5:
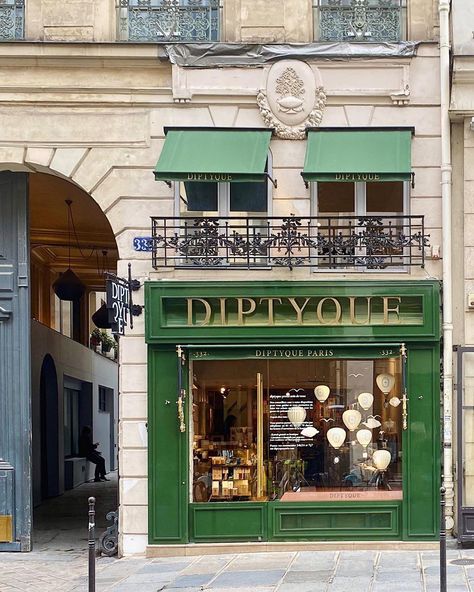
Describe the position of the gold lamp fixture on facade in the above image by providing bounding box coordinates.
[52,199,86,302]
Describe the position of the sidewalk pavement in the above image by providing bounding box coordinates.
[2,547,474,592]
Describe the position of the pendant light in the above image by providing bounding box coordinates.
[288,406,307,428]
[52,200,85,302]
[372,449,391,471]
[342,409,362,431]
[301,426,319,438]
[376,373,395,395]
[358,392,374,410]
[314,385,330,402]
[91,301,112,329]
[363,416,382,429]
[327,427,346,449]
[356,429,372,458]
[389,396,401,407]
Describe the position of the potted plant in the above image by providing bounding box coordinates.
[90,328,102,351]
[100,331,116,357]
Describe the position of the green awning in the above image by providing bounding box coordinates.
[302,129,412,182]
[154,129,272,183]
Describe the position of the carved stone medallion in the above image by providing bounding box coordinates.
[257,60,326,140]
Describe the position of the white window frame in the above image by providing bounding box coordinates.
[310,180,410,272]
[174,151,274,218]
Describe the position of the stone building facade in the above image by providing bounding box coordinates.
[0,0,446,555]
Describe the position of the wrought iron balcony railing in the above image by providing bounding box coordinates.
[0,0,24,41]
[313,0,405,43]
[118,0,220,42]
[149,215,428,270]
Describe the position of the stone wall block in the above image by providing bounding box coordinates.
[121,505,148,535]
[270,140,306,169]
[73,142,163,194]
[120,394,147,420]
[0,147,28,171]
[119,337,147,365]
[92,169,167,214]
[121,534,148,556]
[107,198,174,234]
[272,198,310,218]
[121,420,148,448]
[371,107,441,136]
[25,147,54,170]
[410,167,441,198]
[120,363,147,393]
[49,148,88,178]
[120,478,148,506]
[119,448,148,477]
[273,169,309,200]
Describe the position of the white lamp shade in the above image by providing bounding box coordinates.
[288,406,307,428]
[358,392,374,410]
[373,449,391,470]
[376,373,395,395]
[363,417,382,429]
[342,409,362,431]
[389,396,401,407]
[327,427,346,449]
[314,385,330,402]
[356,429,372,448]
[301,426,319,438]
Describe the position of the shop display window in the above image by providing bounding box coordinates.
[191,357,403,503]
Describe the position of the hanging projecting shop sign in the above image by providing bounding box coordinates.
[105,264,142,335]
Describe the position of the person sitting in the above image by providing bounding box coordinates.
[79,426,109,482]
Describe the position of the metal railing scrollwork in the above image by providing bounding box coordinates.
[314,0,405,43]
[150,215,428,270]
[0,0,24,41]
[118,0,220,42]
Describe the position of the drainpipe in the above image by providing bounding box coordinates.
[439,0,454,534]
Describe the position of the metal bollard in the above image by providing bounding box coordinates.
[440,486,447,592]
[88,496,96,592]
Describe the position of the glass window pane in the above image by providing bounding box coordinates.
[191,356,403,503]
[181,181,218,212]
[317,182,355,214]
[230,181,267,213]
[366,182,404,213]
[192,359,266,502]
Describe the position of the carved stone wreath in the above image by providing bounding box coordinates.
[257,86,327,140]
[257,60,327,140]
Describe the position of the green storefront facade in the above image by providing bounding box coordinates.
[145,280,441,545]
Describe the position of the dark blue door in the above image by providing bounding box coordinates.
[0,172,31,551]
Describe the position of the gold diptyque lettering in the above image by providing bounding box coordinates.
[288,297,311,324]
[237,298,257,325]
[383,296,401,324]
[219,298,227,325]
[258,298,282,325]
[187,298,212,326]
[349,296,372,325]
[316,297,342,325]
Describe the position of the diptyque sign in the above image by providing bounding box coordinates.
[106,276,130,335]
[176,295,422,327]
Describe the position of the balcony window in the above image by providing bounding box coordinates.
[0,0,24,41]
[118,0,220,42]
[313,0,405,43]
[313,180,409,269]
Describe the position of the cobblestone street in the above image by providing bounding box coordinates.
[3,547,474,592]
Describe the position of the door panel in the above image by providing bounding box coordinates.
[0,172,31,551]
